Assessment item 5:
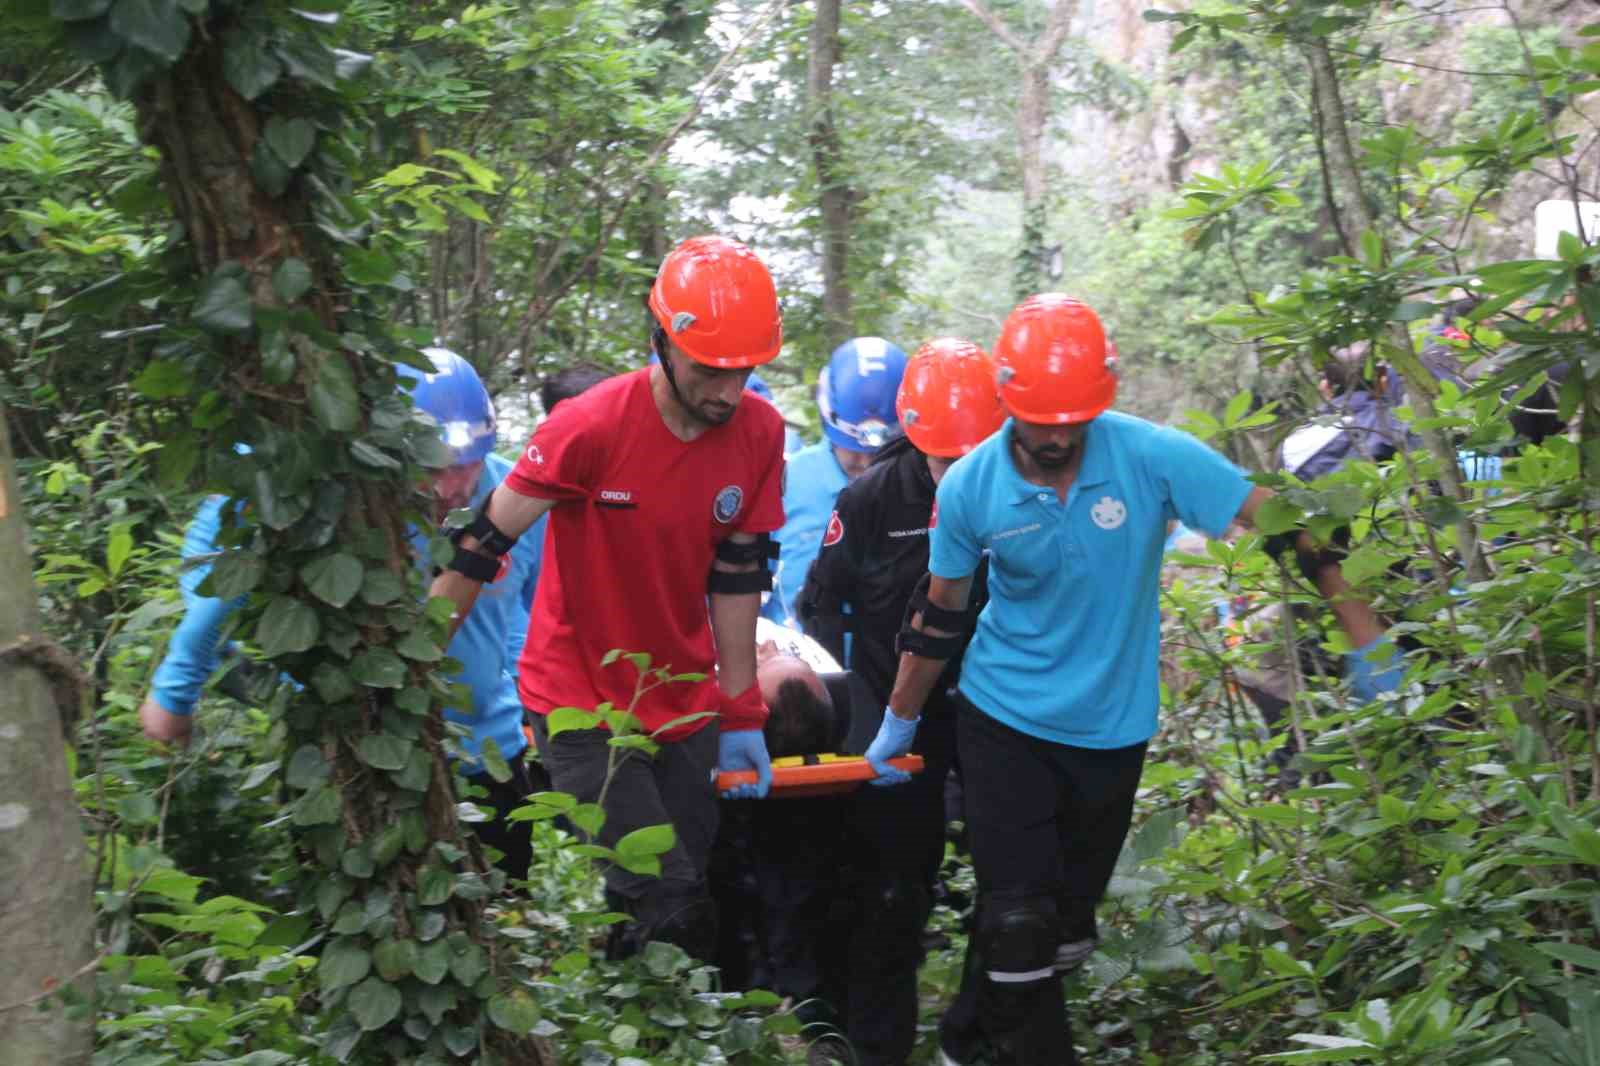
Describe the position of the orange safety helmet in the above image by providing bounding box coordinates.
[991,294,1116,424]
[648,235,783,369]
[896,338,1006,458]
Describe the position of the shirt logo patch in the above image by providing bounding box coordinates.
[525,443,545,466]
[597,488,637,509]
[822,510,844,546]
[1091,495,1128,530]
[712,484,744,524]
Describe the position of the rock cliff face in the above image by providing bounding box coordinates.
[1054,0,1592,262]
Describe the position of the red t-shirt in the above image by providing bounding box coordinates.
[504,368,786,738]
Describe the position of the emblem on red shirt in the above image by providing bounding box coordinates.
[525,443,545,466]
[929,500,939,529]
[822,510,844,546]
[713,484,744,524]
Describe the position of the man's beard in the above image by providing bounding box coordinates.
[690,398,736,426]
[1016,435,1076,470]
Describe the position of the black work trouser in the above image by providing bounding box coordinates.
[940,694,1147,1066]
[464,755,551,881]
[707,695,957,1066]
[816,696,955,1066]
[529,715,721,958]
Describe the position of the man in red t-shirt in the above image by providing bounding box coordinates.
[429,235,787,960]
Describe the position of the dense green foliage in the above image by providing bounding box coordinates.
[4,0,1600,1063]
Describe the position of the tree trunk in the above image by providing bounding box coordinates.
[113,15,552,1064]
[1015,61,1051,299]
[959,0,1079,300]
[0,403,96,1066]
[809,0,854,350]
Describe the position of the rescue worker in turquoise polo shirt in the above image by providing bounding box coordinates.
[138,349,579,879]
[764,337,908,627]
[860,295,1401,1066]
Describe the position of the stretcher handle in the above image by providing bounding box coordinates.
[715,754,924,793]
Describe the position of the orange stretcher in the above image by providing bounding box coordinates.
[717,754,925,798]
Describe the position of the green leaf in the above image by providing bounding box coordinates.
[52,0,113,20]
[395,628,443,662]
[351,648,407,689]
[264,116,317,168]
[1223,389,1253,427]
[209,551,263,599]
[130,359,192,399]
[251,142,291,198]
[361,568,408,606]
[222,35,281,99]
[417,867,452,906]
[300,552,363,608]
[1378,793,1412,825]
[478,738,511,783]
[192,271,254,333]
[285,744,329,789]
[348,975,402,1031]
[341,847,374,879]
[311,662,355,704]
[372,938,418,982]
[448,942,487,985]
[547,706,598,737]
[318,937,370,991]
[294,785,341,826]
[309,354,360,432]
[111,0,190,64]
[358,734,411,771]
[488,991,541,1034]
[1529,941,1600,973]
[570,803,606,838]
[615,824,676,861]
[1252,495,1304,535]
[414,938,450,984]
[273,257,313,303]
[106,527,133,578]
[118,793,158,825]
[1418,495,1465,528]
[256,596,320,656]
[350,439,401,470]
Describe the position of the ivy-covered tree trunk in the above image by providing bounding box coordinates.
[808,0,854,350]
[0,403,95,1066]
[42,4,553,1062]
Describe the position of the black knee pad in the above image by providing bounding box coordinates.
[978,894,1058,986]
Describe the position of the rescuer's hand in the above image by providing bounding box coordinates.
[717,729,772,800]
[864,709,919,787]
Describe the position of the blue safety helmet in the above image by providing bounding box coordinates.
[746,370,775,404]
[398,347,498,465]
[816,337,908,453]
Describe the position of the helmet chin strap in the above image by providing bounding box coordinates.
[654,326,721,427]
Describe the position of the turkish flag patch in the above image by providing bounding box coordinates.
[929,500,939,529]
[822,510,844,547]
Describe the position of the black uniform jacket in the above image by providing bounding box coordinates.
[797,434,988,709]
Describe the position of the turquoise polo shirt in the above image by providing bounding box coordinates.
[929,412,1252,748]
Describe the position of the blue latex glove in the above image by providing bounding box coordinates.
[718,729,772,800]
[864,709,919,787]
[1344,634,1404,703]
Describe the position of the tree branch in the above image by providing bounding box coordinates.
[959,0,1028,56]
[1038,0,1081,61]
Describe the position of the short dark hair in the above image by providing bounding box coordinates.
[540,364,611,413]
[1322,344,1384,398]
[763,679,834,759]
